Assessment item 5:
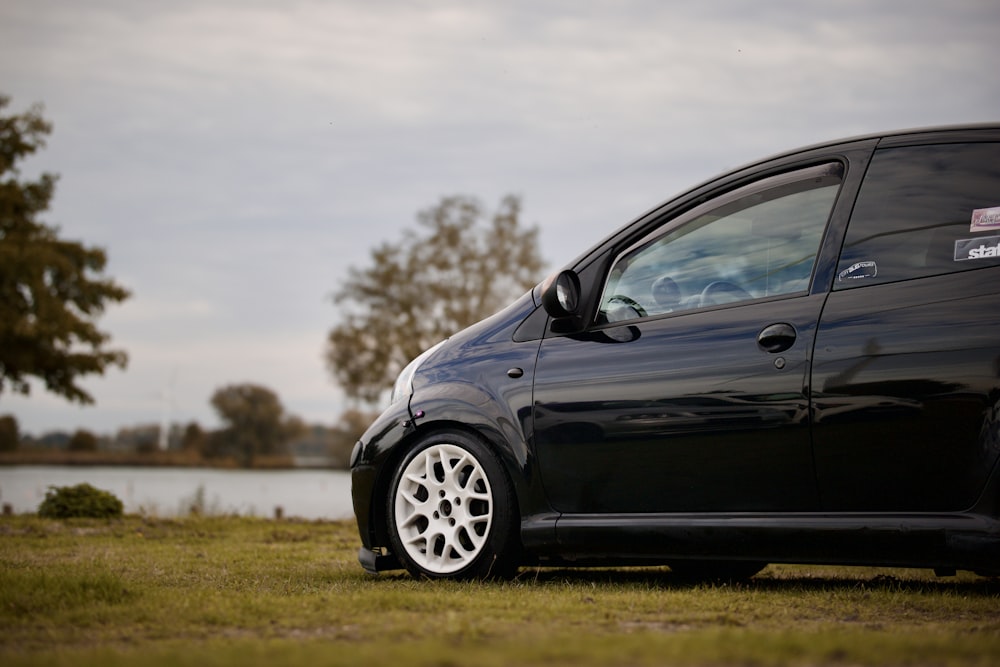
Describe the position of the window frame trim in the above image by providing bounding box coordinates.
[593,162,845,326]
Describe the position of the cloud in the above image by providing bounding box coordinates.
[1,0,998,433]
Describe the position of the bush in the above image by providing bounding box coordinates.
[38,483,124,519]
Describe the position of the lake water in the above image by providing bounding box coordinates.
[0,466,354,520]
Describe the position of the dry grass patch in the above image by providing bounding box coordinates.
[2,514,998,666]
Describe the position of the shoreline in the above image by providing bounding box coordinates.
[0,449,343,470]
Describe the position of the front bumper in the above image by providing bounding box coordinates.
[351,401,417,573]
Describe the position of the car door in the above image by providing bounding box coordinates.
[532,162,845,514]
[812,138,1000,512]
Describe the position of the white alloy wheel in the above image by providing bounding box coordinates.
[392,442,494,575]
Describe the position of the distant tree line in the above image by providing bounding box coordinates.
[0,383,378,469]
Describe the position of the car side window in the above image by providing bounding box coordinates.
[834,142,1000,289]
[597,163,843,323]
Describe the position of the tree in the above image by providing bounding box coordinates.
[327,194,545,402]
[180,421,207,455]
[208,383,303,467]
[0,414,18,451]
[0,94,130,404]
[114,423,160,452]
[67,429,98,452]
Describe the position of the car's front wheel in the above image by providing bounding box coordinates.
[387,431,519,579]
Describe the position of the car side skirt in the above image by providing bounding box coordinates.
[521,512,1000,573]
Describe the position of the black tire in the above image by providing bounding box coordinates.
[386,430,520,580]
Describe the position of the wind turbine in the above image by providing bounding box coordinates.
[158,369,178,450]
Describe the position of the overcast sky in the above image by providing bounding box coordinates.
[2,0,998,436]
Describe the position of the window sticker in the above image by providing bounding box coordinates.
[837,260,878,282]
[955,235,1000,261]
[971,206,1000,232]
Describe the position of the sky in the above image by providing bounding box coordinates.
[1,0,998,436]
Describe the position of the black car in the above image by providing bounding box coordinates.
[351,124,1000,580]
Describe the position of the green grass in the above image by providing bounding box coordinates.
[2,515,999,666]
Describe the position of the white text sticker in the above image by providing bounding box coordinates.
[955,235,1000,261]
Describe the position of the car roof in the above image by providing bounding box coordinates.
[564,123,1000,272]
[776,121,998,155]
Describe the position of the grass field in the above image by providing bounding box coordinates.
[2,514,999,666]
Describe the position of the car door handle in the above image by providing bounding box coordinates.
[757,323,796,353]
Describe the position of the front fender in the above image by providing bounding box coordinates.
[352,400,415,552]
[411,379,532,472]
[353,374,543,559]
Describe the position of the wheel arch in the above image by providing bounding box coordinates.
[369,417,528,554]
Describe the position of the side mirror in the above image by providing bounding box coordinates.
[541,270,582,318]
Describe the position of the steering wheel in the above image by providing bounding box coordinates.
[699,281,752,306]
[604,294,648,322]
